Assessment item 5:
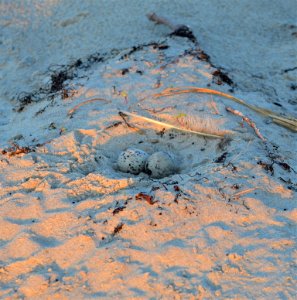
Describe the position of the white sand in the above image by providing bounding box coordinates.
[0,1,296,299]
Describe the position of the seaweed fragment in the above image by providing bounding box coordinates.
[1,143,35,157]
[112,223,124,236]
[212,69,234,86]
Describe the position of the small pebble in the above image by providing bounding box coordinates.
[145,151,177,178]
[117,148,149,175]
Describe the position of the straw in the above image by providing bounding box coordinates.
[153,87,297,132]
[119,111,224,139]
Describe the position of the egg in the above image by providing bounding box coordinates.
[117,148,149,175]
[145,151,177,178]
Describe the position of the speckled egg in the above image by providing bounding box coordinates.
[117,148,149,175]
[145,151,177,178]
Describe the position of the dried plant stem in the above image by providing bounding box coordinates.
[153,87,297,132]
[232,188,258,198]
[226,107,266,141]
[68,98,111,117]
[119,111,223,139]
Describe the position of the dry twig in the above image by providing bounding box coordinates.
[226,107,266,141]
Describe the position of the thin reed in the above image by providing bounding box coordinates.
[119,111,224,139]
[153,87,297,132]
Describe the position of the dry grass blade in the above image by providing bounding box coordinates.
[232,188,258,198]
[68,98,111,117]
[153,87,297,132]
[119,111,224,139]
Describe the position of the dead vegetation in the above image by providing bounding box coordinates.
[153,87,297,131]
[1,143,36,157]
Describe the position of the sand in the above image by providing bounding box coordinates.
[0,1,296,299]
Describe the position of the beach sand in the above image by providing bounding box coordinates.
[0,1,296,299]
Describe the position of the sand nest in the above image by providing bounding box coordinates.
[0,18,296,300]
